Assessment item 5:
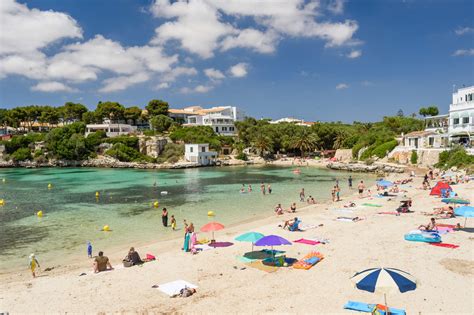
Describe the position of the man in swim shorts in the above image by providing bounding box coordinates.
[94,251,113,273]
[358,181,365,197]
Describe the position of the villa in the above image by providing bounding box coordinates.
[184,143,218,166]
[169,106,244,136]
[85,123,136,137]
[269,117,317,127]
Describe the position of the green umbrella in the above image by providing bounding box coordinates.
[235,232,265,251]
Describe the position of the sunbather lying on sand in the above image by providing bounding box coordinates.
[171,287,196,298]
[418,218,437,231]
[337,216,363,222]
[344,202,356,208]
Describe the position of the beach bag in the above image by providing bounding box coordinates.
[123,260,133,268]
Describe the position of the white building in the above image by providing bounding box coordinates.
[449,85,474,146]
[269,117,316,127]
[184,144,217,166]
[169,106,244,136]
[85,124,136,137]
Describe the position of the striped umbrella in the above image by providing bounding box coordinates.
[351,267,416,308]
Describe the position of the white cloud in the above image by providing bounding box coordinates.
[180,84,213,94]
[31,81,76,92]
[220,29,279,54]
[204,68,225,80]
[327,0,346,14]
[99,72,150,93]
[0,0,82,55]
[161,66,198,83]
[452,49,474,56]
[346,49,362,59]
[455,27,474,35]
[229,63,248,78]
[156,82,170,90]
[336,83,349,89]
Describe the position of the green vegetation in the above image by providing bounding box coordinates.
[105,143,153,163]
[436,146,474,171]
[156,143,185,164]
[150,115,174,133]
[169,126,232,151]
[419,106,439,117]
[410,150,418,164]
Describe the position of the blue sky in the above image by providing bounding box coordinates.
[0,0,473,122]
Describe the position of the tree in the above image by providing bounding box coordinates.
[146,99,169,116]
[61,102,88,123]
[397,109,404,117]
[0,108,8,133]
[124,106,142,125]
[96,102,125,123]
[150,114,173,132]
[291,128,319,157]
[39,106,60,126]
[333,129,349,150]
[419,106,439,117]
[82,111,100,124]
[252,133,273,157]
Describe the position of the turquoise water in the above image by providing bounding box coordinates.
[0,166,374,272]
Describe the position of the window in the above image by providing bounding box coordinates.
[222,127,227,131]
[201,146,206,152]
[462,117,469,124]
[190,147,193,153]
[429,137,434,146]
[453,118,459,125]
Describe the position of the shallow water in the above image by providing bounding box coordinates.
[0,166,374,272]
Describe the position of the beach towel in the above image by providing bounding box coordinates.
[236,256,258,263]
[428,243,459,249]
[293,238,321,245]
[343,301,406,315]
[333,209,354,213]
[436,224,457,228]
[362,203,383,207]
[336,217,363,222]
[246,261,278,273]
[377,212,400,215]
[300,224,320,231]
[194,244,213,251]
[156,280,198,296]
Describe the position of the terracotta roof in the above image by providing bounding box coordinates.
[404,130,436,137]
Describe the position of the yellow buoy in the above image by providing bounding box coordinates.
[95,191,100,198]
[153,201,159,208]
[48,183,52,189]
[0,199,5,206]
[207,211,215,216]
[102,225,110,231]
[37,210,43,217]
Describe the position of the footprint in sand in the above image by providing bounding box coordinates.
[440,258,474,276]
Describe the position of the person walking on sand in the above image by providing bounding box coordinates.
[358,181,365,198]
[348,176,353,189]
[299,188,305,202]
[331,186,337,202]
[162,207,169,227]
[29,253,40,278]
[336,185,341,201]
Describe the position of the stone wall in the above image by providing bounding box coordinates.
[389,147,445,167]
[327,162,406,173]
[138,136,168,158]
[334,149,353,162]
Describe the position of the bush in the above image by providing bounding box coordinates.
[156,143,184,164]
[435,146,474,170]
[371,140,398,158]
[105,143,153,163]
[33,149,43,158]
[105,135,139,149]
[410,150,418,164]
[236,152,248,161]
[10,148,32,161]
[352,142,366,158]
[150,114,174,133]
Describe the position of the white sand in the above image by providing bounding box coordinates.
[1,174,473,314]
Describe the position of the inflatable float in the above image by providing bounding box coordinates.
[404,230,441,243]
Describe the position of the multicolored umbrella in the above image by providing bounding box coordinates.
[235,232,265,251]
[454,205,474,227]
[441,198,470,205]
[351,267,416,309]
[255,235,292,260]
[200,222,224,241]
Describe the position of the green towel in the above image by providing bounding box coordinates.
[362,203,383,207]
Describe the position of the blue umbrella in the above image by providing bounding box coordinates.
[351,268,416,308]
[441,198,470,205]
[454,206,474,227]
[235,232,265,251]
[377,180,393,187]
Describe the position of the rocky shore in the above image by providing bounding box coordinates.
[327,161,406,173]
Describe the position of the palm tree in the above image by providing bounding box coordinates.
[333,129,349,150]
[291,129,319,158]
[252,133,273,157]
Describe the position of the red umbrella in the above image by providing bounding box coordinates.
[200,222,224,242]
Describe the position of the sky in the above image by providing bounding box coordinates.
[0,0,473,122]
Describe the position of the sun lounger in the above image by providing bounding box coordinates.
[293,251,324,270]
[344,301,406,315]
[156,280,198,296]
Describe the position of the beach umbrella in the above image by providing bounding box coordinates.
[255,235,292,261]
[200,222,224,242]
[351,267,416,310]
[441,198,470,205]
[441,171,456,178]
[235,232,265,251]
[376,180,394,187]
[454,205,474,227]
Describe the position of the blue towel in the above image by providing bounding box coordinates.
[304,257,320,265]
[344,301,406,315]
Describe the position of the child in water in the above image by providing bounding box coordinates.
[87,241,93,258]
[29,253,40,278]
[171,215,177,230]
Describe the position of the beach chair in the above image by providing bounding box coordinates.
[289,219,301,231]
[293,251,324,270]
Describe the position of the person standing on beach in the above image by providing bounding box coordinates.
[87,241,93,258]
[299,188,305,202]
[162,208,168,227]
[331,186,336,202]
[348,176,353,189]
[358,181,365,197]
[170,215,176,230]
[336,186,341,201]
[261,183,266,195]
[29,253,40,278]
[268,184,272,194]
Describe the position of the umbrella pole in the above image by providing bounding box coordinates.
[252,242,254,252]
[384,293,388,312]
[464,217,467,228]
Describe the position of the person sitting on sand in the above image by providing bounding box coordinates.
[307,196,316,204]
[123,247,143,267]
[94,251,113,273]
[275,203,284,215]
[282,217,298,230]
[418,218,437,231]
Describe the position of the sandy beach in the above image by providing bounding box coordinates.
[1,172,473,314]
